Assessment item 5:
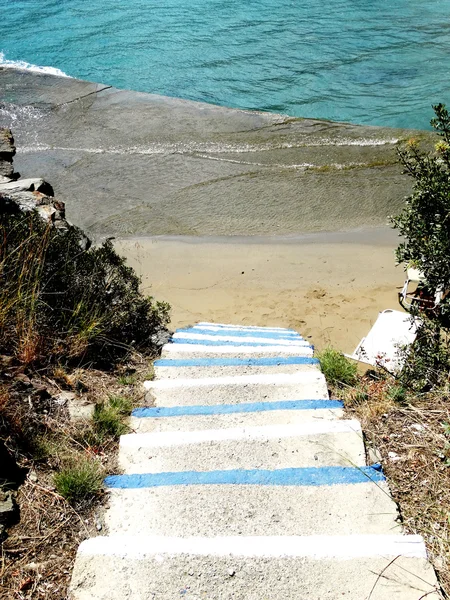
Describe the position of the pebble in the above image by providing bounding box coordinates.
[228,569,236,577]
[388,451,401,462]
[410,423,425,432]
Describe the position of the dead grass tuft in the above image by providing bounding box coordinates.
[0,354,153,599]
[342,375,450,597]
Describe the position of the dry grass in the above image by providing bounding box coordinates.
[0,355,152,599]
[0,475,100,599]
[342,376,450,597]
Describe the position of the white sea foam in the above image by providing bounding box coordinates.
[16,137,398,158]
[0,52,70,78]
[0,103,45,123]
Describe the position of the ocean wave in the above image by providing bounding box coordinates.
[0,52,70,78]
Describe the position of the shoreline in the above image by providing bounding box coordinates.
[115,231,403,354]
[114,226,401,247]
[0,69,410,351]
[0,68,424,238]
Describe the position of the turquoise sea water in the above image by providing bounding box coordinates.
[1,0,450,129]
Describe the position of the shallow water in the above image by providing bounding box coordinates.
[1,0,450,128]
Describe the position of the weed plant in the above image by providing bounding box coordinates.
[317,347,357,387]
[54,457,104,503]
[93,395,132,441]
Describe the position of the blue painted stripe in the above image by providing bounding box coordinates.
[155,357,319,367]
[105,465,385,489]
[176,327,302,340]
[132,399,343,418]
[171,338,311,347]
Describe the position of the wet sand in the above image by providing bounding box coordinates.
[116,228,403,354]
[0,68,423,238]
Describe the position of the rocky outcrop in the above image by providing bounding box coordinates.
[0,128,90,249]
[0,128,17,181]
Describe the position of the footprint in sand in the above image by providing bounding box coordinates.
[306,287,327,300]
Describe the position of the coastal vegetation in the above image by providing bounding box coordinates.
[391,103,450,390]
[0,205,170,366]
[319,105,450,597]
[0,134,171,598]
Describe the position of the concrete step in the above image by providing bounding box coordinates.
[161,343,314,358]
[175,326,304,340]
[104,478,398,537]
[70,535,439,600]
[118,420,364,473]
[153,358,321,381]
[145,372,329,406]
[172,332,310,346]
[130,399,344,432]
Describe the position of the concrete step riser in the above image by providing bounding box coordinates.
[172,333,310,346]
[70,535,439,600]
[145,372,329,406]
[119,431,364,473]
[118,421,364,473]
[105,481,398,537]
[161,345,314,358]
[147,384,328,406]
[154,363,320,380]
[129,408,344,432]
[174,325,303,342]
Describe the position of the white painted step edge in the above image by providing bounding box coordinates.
[77,534,427,560]
[144,372,326,390]
[172,333,309,345]
[163,344,313,355]
[120,420,362,448]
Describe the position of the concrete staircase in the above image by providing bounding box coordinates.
[70,323,439,600]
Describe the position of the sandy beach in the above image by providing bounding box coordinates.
[0,70,413,354]
[116,227,403,354]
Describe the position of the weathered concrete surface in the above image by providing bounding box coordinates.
[71,537,439,600]
[161,344,314,358]
[70,324,439,600]
[145,371,330,405]
[153,362,320,380]
[129,407,344,433]
[105,482,397,537]
[118,422,364,473]
[0,68,432,237]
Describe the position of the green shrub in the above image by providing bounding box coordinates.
[318,347,358,386]
[54,458,103,503]
[0,205,170,365]
[391,104,450,388]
